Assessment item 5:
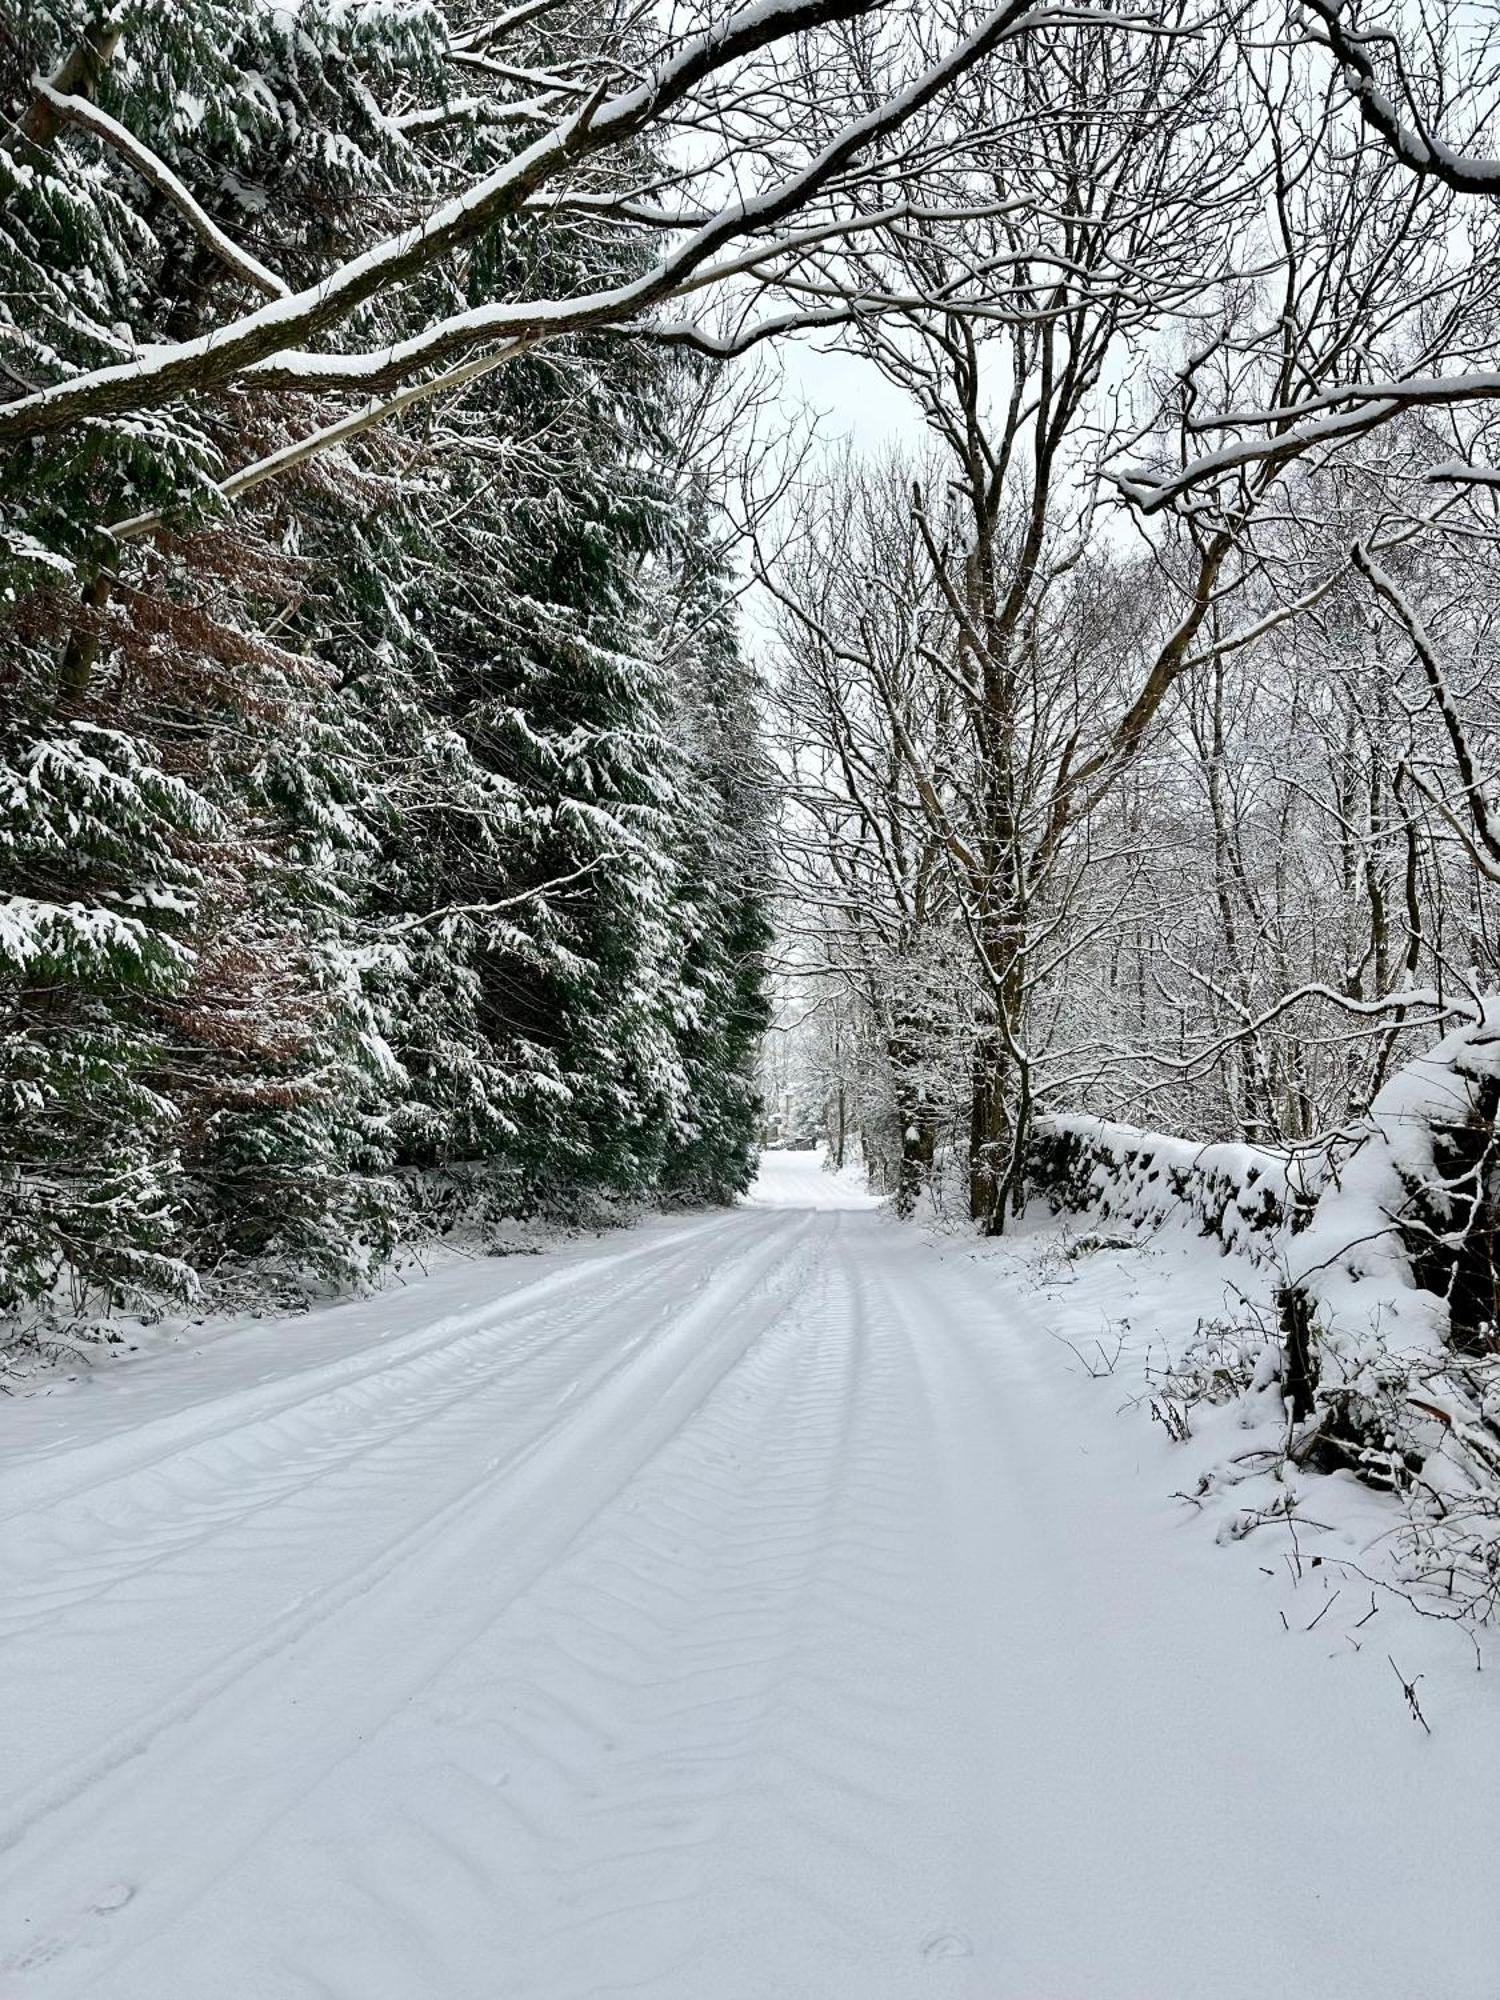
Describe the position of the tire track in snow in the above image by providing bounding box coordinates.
[476,1227,878,1995]
[0,1210,824,1995]
[9,1163,1497,2000]
[0,1209,764,1646]
[176,1212,993,2000]
[0,1210,741,1531]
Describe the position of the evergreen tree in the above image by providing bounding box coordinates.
[0,0,771,1329]
[654,504,774,1203]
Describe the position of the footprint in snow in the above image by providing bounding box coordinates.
[0,1890,134,1982]
[920,1929,973,1961]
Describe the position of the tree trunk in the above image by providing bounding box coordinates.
[967,899,1028,1235]
[889,1033,936,1218]
[968,1033,1008,1230]
[1277,1286,1318,1421]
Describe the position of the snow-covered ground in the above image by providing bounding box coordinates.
[3,1149,1498,1999]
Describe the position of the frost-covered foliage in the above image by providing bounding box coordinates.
[0,0,769,1332]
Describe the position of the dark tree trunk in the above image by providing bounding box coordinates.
[1277,1286,1318,1421]
[889,1032,936,1218]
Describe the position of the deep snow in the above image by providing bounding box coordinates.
[2,1150,1498,1998]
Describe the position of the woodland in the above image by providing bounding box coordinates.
[5,0,1500,1328]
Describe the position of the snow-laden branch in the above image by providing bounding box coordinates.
[1300,0,1500,194]
[1104,968,1455,1083]
[391,95,548,133]
[1423,457,1500,488]
[0,0,881,439]
[33,81,290,300]
[236,189,1035,393]
[107,341,533,545]
[449,0,564,56]
[0,0,1124,444]
[1121,372,1500,512]
[378,860,603,936]
[1185,372,1500,436]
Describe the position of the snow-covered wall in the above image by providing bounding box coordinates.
[1030,1006,1500,1328]
[1025,1114,1307,1269]
[1028,1017,1500,1612]
[1288,1007,1500,1357]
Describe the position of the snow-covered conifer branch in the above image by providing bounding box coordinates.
[31,82,291,301]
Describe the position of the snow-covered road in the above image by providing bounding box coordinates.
[3,1151,1497,1999]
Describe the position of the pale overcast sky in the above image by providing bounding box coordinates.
[735,334,927,667]
[770,336,922,456]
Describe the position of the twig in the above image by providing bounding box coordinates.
[1305,1589,1340,1632]
[1388,1655,1433,1735]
